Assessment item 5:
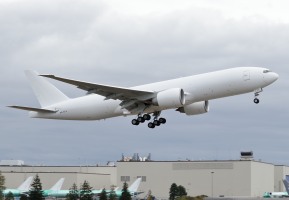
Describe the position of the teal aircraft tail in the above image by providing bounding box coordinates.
[17,176,33,191]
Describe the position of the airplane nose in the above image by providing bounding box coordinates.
[271,72,279,82]
[265,72,279,84]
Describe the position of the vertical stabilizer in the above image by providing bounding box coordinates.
[283,179,289,194]
[128,178,142,192]
[17,176,33,191]
[50,178,65,191]
[25,70,69,107]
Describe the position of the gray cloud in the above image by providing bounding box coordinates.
[0,0,288,166]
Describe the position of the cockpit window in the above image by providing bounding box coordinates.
[263,70,271,73]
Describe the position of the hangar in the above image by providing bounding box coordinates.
[1,156,289,199]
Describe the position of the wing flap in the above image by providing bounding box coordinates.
[40,74,155,101]
[8,106,57,113]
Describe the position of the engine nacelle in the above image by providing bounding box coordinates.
[152,88,185,109]
[177,101,209,115]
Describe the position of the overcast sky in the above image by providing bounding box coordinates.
[0,0,288,166]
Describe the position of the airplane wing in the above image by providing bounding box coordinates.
[40,74,155,101]
[40,74,158,113]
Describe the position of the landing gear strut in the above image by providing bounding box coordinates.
[254,88,263,104]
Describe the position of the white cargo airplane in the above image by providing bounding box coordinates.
[9,67,278,128]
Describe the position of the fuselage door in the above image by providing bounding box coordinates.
[243,70,250,81]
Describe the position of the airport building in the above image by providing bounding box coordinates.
[1,153,289,199]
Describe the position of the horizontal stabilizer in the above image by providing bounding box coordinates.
[8,106,57,113]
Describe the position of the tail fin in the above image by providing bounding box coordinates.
[128,178,142,192]
[17,176,33,191]
[50,178,65,191]
[283,179,289,194]
[25,70,69,107]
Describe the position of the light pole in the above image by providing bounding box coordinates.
[211,171,214,197]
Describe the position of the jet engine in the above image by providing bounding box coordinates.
[177,101,209,115]
[152,88,185,109]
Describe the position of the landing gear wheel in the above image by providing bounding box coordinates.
[132,119,139,125]
[254,98,260,104]
[153,120,161,126]
[159,118,166,124]
[148,122,155,129]
[137,116,145,123]
[143,114,151,121]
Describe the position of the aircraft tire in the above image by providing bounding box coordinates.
[254,98,260,104]
[159,118,166,124]
[148,122,155,128]
[137,116,145,123]
[153,120,161,126]
[143,114,151,121]
[132,119,139,125]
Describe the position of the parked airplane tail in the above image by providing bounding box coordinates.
[17,176,33,191]
[283,179,289,194]
[25,70,69,107]
[50,178,65,191]
[128,178,142,192]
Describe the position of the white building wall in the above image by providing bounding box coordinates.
[0,160,287,199]
[117,162,171,199]
[117,161,255,199]
[251,161,274,197]
[229,161,251,196]
[274,165,289,192]
[0,166,116,190]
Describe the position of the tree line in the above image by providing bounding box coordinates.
[1,171,207,200]
[0,172,132,200]
[169,183,207,200]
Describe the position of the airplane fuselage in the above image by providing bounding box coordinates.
[28,67,278,120]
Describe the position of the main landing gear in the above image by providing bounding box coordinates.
[131,114,151,125]
[254,88,263,104]
[131,112,166,129]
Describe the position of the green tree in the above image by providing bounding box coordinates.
[79,181,93,200]
[4,192,14,200]
[177,185,187,197]
[146,190,155,200]
[169,183,178,200]
[108,185,117,200]
[0,171,5,200]
[66,183,79,200]
[28,174,44,200]
[176,195,207,200]
[99,188,107,200]
[20,194,28,200]
[119,182,131,200]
